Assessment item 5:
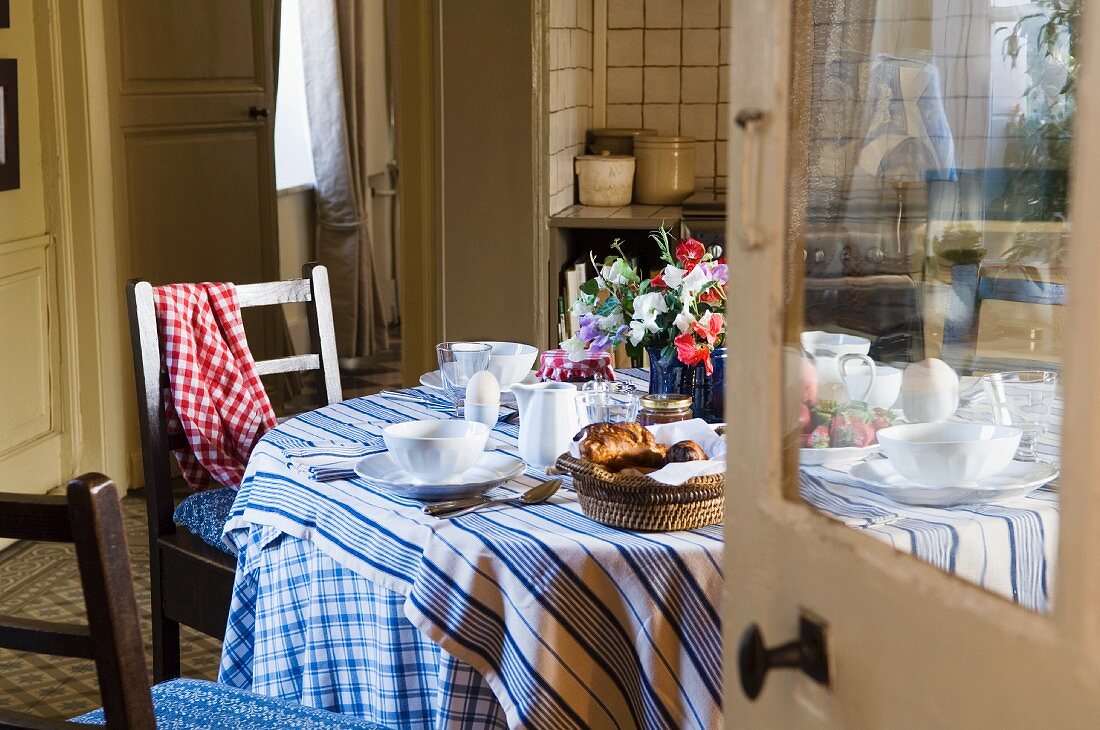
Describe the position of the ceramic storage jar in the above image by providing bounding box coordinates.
[575,151,635,207]
[586,128,658,155]
[633,136,695,205]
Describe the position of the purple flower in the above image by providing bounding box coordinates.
[701,262,728,285]
[577,314,602,343]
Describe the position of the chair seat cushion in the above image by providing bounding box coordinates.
[172,487,237,555]
[71,677,390,729]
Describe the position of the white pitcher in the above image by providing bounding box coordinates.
[510,381,580,468]
[809,351,877,404]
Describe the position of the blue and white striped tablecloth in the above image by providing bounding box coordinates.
[218,369,1059,728]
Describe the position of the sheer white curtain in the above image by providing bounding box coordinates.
[299,0,387,358]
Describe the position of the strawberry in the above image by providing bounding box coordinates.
[870,407,896,432]
[848,422,877,447]
[807,425,830,449]
[799,403,812,432]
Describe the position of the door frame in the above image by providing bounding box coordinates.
[393,0,442,385]
[723,0,1100,725]
[30,0,128,489]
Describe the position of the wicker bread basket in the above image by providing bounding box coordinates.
[554,453,724,531]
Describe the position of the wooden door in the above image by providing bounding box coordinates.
[106,0,279,353]
[723,0,1100,725]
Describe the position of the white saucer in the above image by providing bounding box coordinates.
[354,450,526,501]
[800,444,881,468]
[420,369,537,395]
[849,459,1058,507]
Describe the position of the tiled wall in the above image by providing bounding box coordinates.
[549,0,594,214]
[605,0,731,192]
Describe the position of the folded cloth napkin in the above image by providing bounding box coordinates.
[568,418,726,485]
[155,283,277,490]
[283,443,386,482]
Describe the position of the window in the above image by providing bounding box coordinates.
[274,0,316,191]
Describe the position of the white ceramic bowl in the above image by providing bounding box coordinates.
[800,331,871,357]
[383,420,490,482]
[876,423,1021,487]
[479,341,539,388]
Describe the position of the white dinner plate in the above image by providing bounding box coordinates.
[849,459,1058,507]
[420,369,537,395]
[799,444,881,468]
[354,450,526,501]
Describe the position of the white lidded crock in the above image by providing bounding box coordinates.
[574,151,635,207]
[633,135,695,205]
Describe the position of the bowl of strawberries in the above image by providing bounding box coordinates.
[799,400,897,467]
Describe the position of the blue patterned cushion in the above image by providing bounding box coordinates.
[71,678,390,729]
[172,487,237,555]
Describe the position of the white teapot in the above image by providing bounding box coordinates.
[510,381,580,468]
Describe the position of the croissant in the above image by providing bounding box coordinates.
[574,422,668,471]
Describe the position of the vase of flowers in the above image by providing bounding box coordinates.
[561,227,728,422]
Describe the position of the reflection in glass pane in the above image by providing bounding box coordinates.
[788,0,1075,614]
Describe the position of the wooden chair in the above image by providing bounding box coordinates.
[0,473,383,729]
[126,263,342,682]
[942,262,1067,373]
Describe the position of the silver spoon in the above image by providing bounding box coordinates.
[423,479,564,519]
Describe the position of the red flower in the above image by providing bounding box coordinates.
[699,286,724,305]
[675,238,706,267]
[691,313,724,346]
[674,332,714,374]
[650,272,667,288]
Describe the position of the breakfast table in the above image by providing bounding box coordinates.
[218,370,1060,728]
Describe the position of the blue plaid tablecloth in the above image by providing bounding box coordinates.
[219,370,1058,728]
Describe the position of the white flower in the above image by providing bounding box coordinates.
[599,259,633,286]
[662,264,687,289]
[597,310,624,330]
[632,292,668,332]
[571,296,596,318]
[674,308,696,334]
[681,265,710,294]
[627,320,648,346]
[562,336,588,362]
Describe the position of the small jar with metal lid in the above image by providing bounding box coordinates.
[638,394,693,426]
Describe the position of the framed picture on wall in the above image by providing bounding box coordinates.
[0,59,17,191]
[0,1,8,29]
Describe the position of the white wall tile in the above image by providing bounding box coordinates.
[643,103,680,134]
[720,0,731,27]
[694,141,715,177]
[578,0,593,31]
[716,102,729,139]
[718,64,729,102]
[681,66,716,103]
[719,27,731,64]
[608,66,644,103]
[682,0,718,28]
[715,140,728,177]
[680,103,716,141]
[682,28,718,66]
[644,66,680,103]
[608,29,643,66]
[645,0,682,28]
[606,103,643,128]
[608,0,644,28]
[645,29,680,66]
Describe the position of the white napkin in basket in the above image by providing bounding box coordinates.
[568,419,726,485]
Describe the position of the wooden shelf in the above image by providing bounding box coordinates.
[548,204,682,229]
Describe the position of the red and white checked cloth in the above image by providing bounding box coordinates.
[154,283,277,490]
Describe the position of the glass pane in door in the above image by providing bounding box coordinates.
[787,0,1075,613]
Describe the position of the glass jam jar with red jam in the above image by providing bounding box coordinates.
[536,349,615,383]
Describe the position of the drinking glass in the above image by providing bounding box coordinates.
[575,391,640,427]
[980,371,1060,462]
[436,342,492,414]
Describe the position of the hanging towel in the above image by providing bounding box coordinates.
[154,283,277,489]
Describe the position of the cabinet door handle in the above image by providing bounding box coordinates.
[735,108,768,251]
[249,106,269,119]
[738,617,830,700]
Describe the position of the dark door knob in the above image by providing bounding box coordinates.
[249,106,269,119]
[738,617,830,701]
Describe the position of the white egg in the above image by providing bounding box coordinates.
[465,369,501,406]
[901,358,959,393]
[901,358,959,423]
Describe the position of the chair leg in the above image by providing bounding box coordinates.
[152,603,181,683]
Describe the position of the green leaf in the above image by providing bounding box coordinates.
[579,278,600,296]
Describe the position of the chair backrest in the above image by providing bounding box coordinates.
[0,474,156,730]
[942,262,1067,372]
[126,263,341,548]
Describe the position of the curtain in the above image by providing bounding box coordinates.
[299,0,387,358]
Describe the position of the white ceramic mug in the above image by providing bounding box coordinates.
[842,363,902,410]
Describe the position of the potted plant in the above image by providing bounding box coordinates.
[561,227,728,421]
